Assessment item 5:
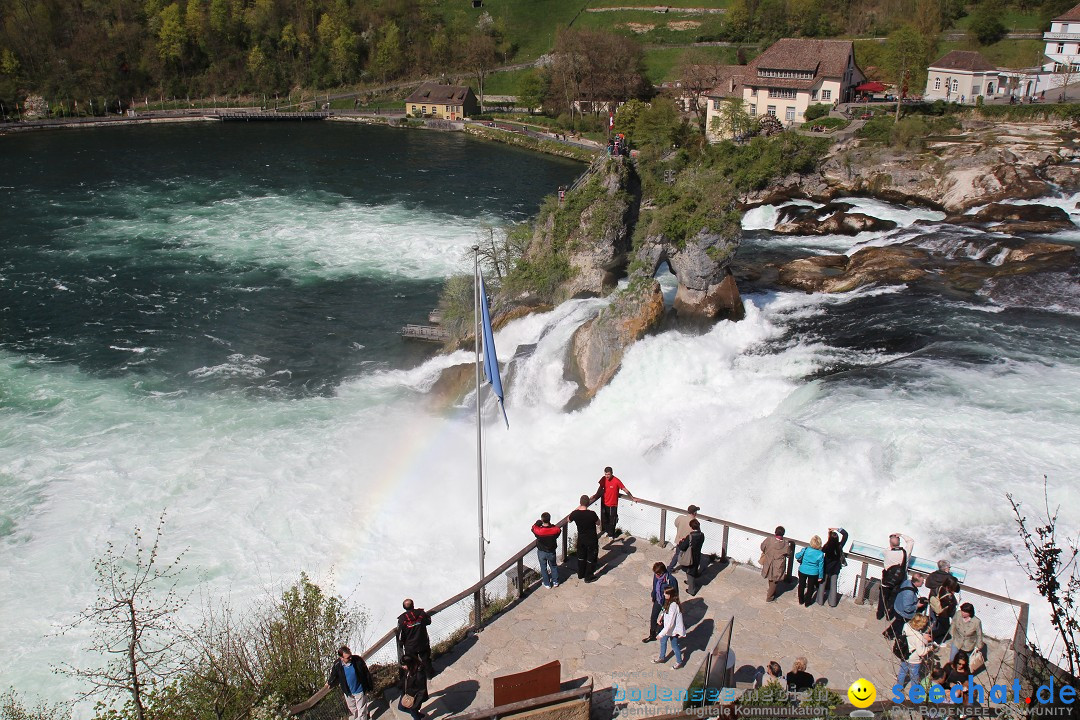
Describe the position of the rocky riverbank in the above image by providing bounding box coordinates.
[434,119,1079,406]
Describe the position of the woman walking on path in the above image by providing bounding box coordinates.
[398,655,429,720]
[795,536,825,607]
[653,587,687,669]
[817,527,848,607]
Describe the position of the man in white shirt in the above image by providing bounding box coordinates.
[877,532,914,620]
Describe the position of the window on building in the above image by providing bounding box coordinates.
[750,105,757,116]
[713,99,721,110]
[768,88,797,99]
[751,88,757,96]
[411,105,418,113]
[422,106,427,114]
[986,83,994,94]
[951,79,959,92]
[975,84,982,95]
[785,106,796,122]
[1059,43,1066,54]
[767,105,776,116]
[934,78,941,90]
[822,89,832,100]
[811,90,818,100]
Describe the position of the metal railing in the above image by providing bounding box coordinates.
[349,494,1029,669]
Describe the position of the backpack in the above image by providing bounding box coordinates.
[882,548,908,588]
[891,628,911,660]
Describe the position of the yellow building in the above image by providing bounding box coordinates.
[404,83,479,120]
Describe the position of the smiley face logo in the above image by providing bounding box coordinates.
[847,678,876,708]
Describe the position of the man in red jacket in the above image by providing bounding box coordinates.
[592,466,633,542]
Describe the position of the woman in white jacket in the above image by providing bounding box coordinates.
[899,614,934,689]
[653,587,687,669]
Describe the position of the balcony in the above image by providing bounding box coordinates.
[1042,31,1080,40]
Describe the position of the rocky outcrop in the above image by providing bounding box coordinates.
[521,157,637,302]
[773,202,899,236]
[778,247,928,293]
[775,237,1076,294]
[750,122,1080,213]
[944,202,1076,236]
[567,280,665,400]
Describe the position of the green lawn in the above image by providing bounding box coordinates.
[936,38,1046,68]
[571,9,728,43]
[432,0,584,63]
[951,9,1050,32]
[482,68,534,96]
[643,45,744,83]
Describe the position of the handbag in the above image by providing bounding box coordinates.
[929,594,944,614]
[970,649,986,673]
[401,694,416,709]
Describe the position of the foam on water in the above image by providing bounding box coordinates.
[4,273,1079,713]
[63,188,496,280]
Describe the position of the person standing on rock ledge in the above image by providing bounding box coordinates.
[592,466,633,542]
[760,526,791,603]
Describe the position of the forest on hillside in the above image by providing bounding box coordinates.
[0,0,1077,112]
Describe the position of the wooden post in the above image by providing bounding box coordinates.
[473,589,483,630]
[560,527,568,563]
[516,558,525,597]
[721,525,730,562]
[785,541,795,580]
[659,508,667,547]
[855,561,869,605]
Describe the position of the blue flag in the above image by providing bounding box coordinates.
[479,271,508,428]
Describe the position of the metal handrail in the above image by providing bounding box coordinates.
[352,493,1027,668]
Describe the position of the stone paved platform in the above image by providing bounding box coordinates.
[382,536,1010,719]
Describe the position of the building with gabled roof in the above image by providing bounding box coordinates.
[404,83,478,120]
[924,50,1045,103]
[703,38,863,139]
[1042,1,1080,97]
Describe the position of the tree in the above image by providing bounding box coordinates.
[1009,481,1080,678]
[710,97,755,140]
[56,513,187,720]
[968,5,1007,46]
[157,3,187,67]
[678,50,723,131]
[634,97,681,151]
[884,25,925,120]
[517,71,548,114]
[370,21,401,83]
[464,32,496,111]
[1055,56,1079,102]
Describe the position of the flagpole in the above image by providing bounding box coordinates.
[474,245,485,585]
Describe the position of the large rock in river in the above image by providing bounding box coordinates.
[773,202,898,235]
[568,280,665,400]
[778,246,929,293]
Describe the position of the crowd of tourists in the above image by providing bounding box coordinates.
[323,470,983,718]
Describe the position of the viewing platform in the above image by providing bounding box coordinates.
[293,497,1030,719]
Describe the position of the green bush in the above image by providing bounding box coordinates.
[703,133,830,192]
[856,115,894,144]
[804,103,831,121]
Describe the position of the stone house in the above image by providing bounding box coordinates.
[404,83,478,120]
[703,38,864,139]
[923,50,1000,103]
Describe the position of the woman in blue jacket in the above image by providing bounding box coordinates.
[795,535,825,607]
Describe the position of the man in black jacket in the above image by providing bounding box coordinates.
[324,645,373,720]
[397,599,434,675]
[678,519,706,595]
